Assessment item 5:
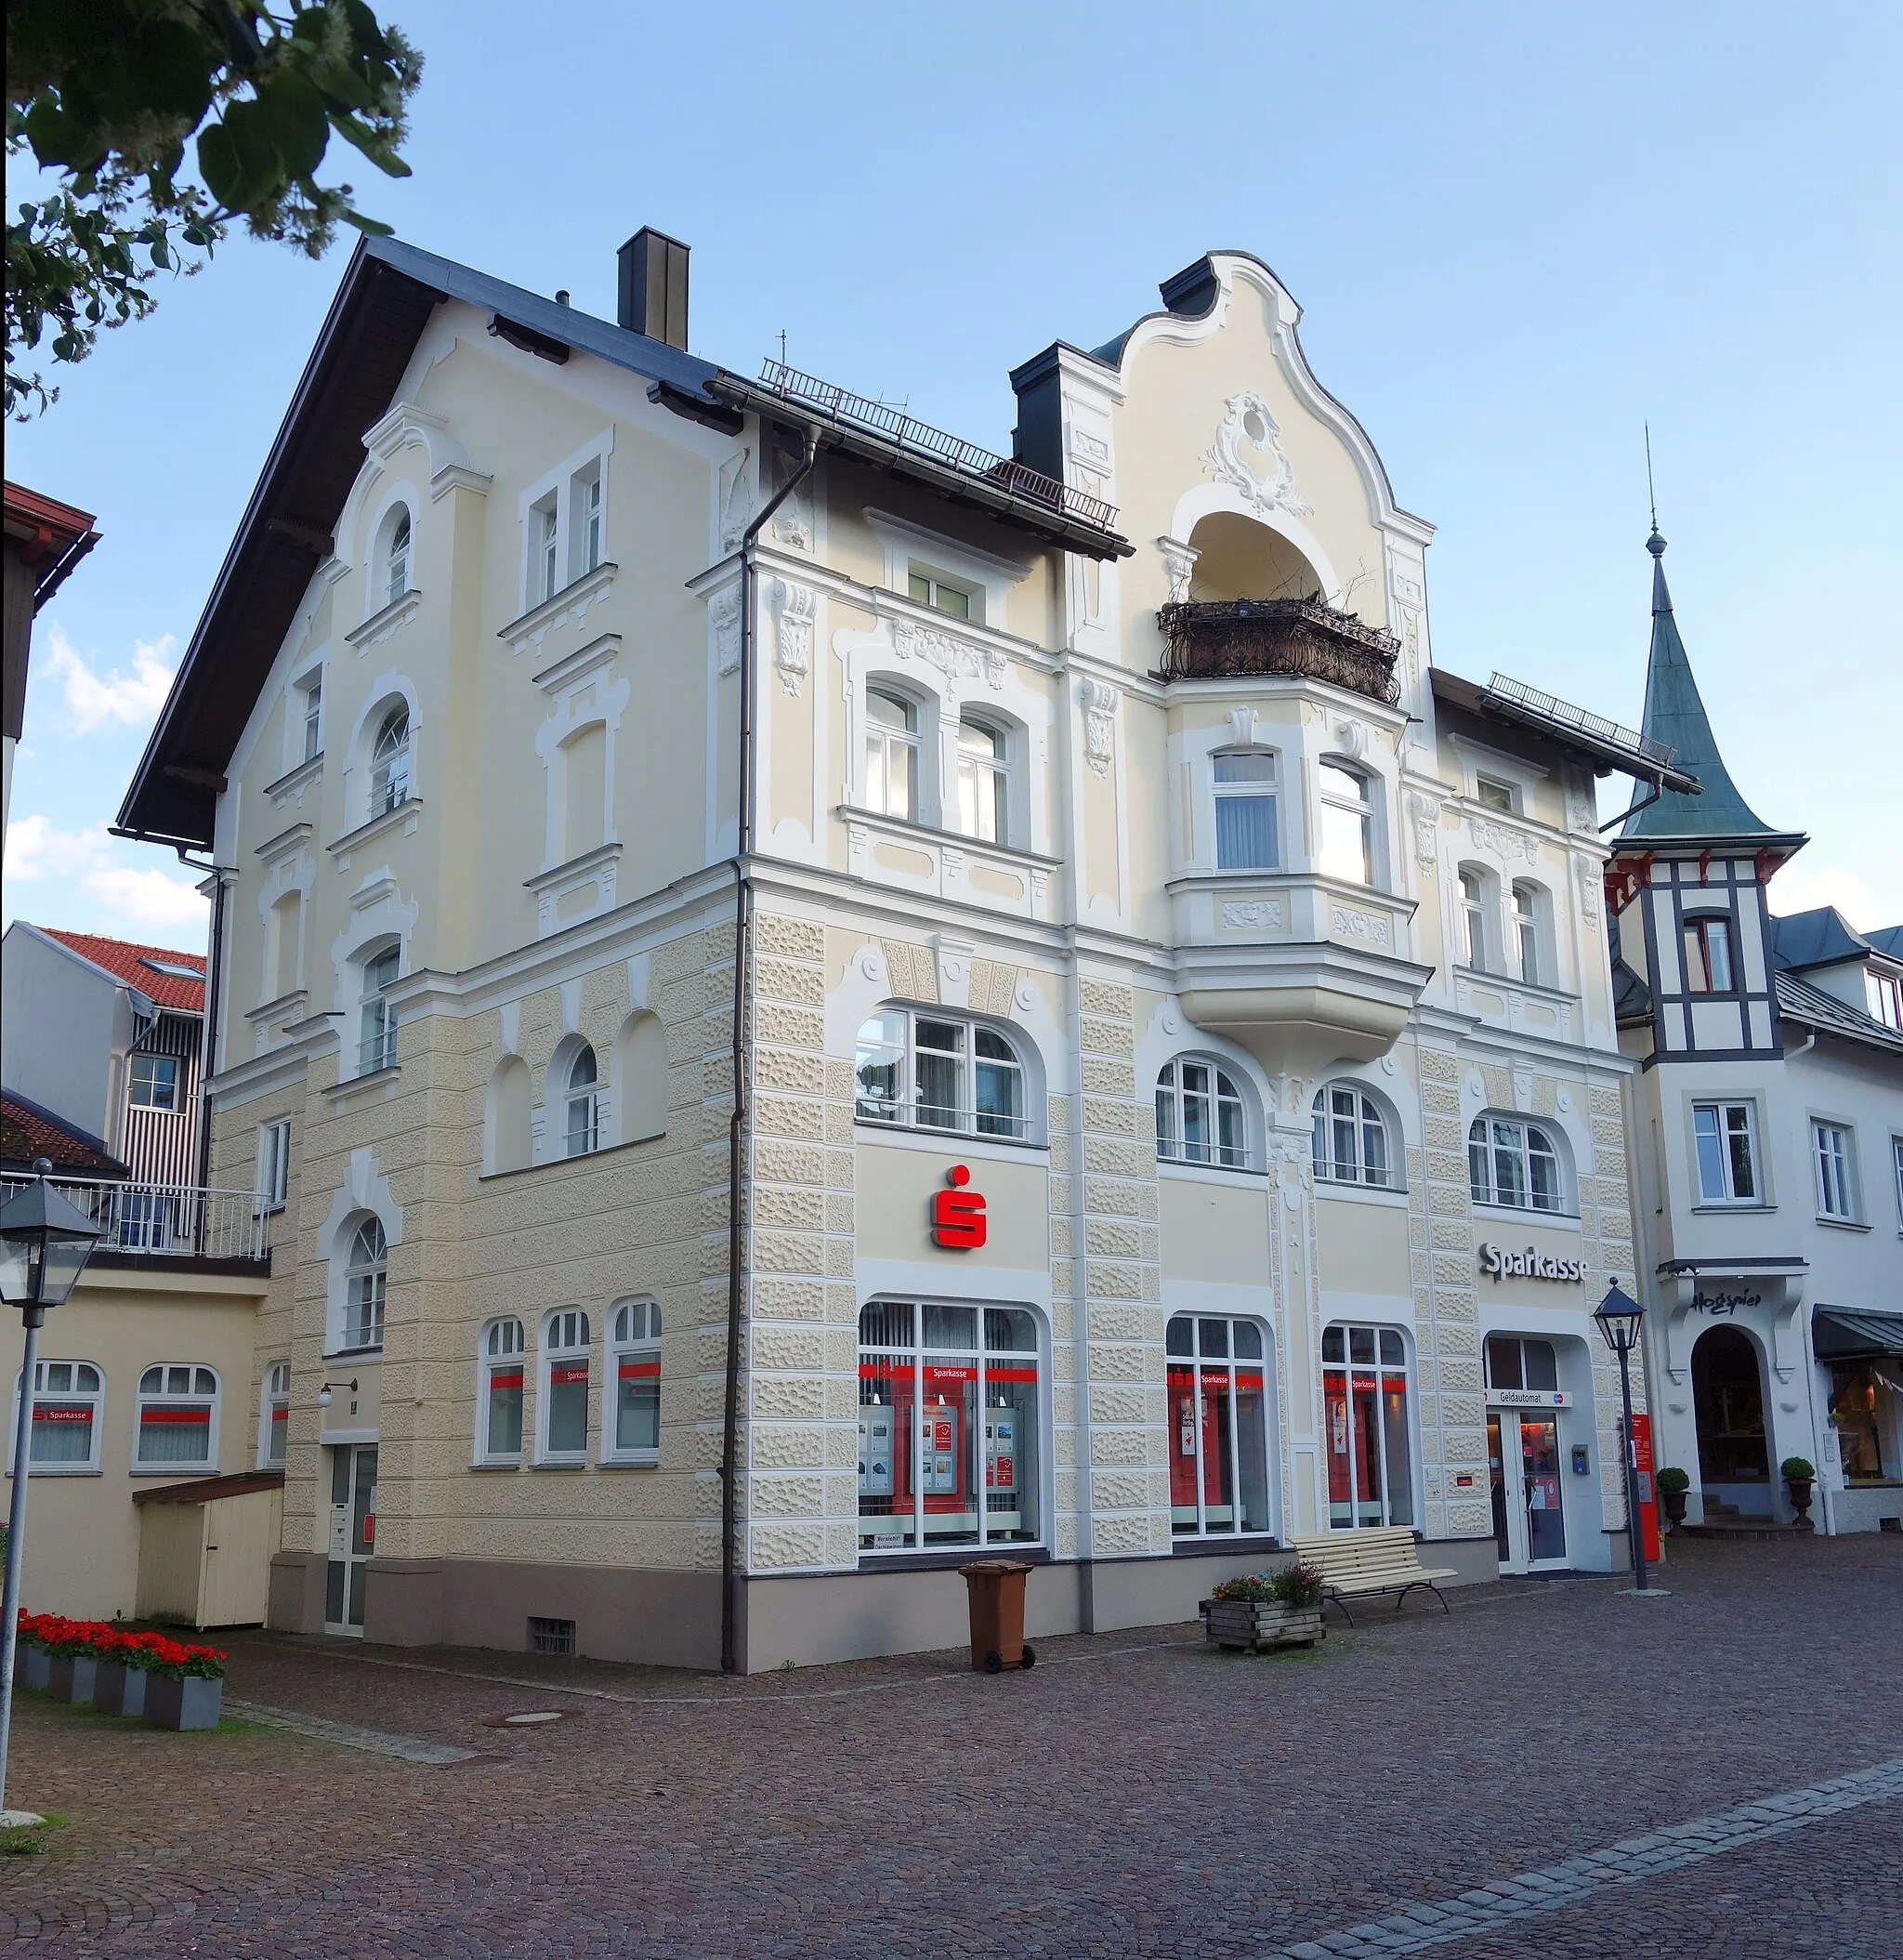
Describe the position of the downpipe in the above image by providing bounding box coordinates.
[721,428,818,1675]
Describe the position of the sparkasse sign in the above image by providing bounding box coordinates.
[1478,1242,1585,1283]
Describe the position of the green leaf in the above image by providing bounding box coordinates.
[133,19,217,123]
[219,99,286,211]
[261,70,330,178]
[195,122,244,209]
[329,112,412,178]
[23,97,86,170]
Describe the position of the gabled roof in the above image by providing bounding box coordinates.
[1771,906,1878,974]
[1775,970,1903,1057]
[40,927,204,1011]
[118,234,1132,849]
[1,1089,125,1177]
[1620,531,1803,848]
[1862,924,1903,961]
[3,479,99,609]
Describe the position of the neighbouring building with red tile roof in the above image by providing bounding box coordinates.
[0,1086,127,1176]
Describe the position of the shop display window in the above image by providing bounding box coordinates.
[1321,1323,1414,1530]
[859,1300,1041,1554]
[1166,1314,1273,1536]
[1829,1364,1890,1483]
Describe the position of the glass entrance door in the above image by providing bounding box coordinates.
[324,1443,377,1635]
[1488,1411,1568,1572]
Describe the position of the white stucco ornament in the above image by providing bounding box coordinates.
[1202,390,1312,520]
[1080,677,1120,776]
[891,615,1006,694]
[772,579,817,695]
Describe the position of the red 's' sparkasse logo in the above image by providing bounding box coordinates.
[930,1164,987,1250]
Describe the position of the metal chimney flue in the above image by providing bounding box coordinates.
[617,228,689,349]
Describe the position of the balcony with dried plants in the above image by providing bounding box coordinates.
[1154,598,1402,705]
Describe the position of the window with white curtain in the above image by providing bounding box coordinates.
[855,1007,1027,1138]
[135,1364,218,1470]
[1693,1100,1760,1204]
[9,1361,105,1472]
[1468,1116,1564,1213]
[1155,1059,1249,1168]
[1312,1085,1393,1188]
[1213,751,1277,870]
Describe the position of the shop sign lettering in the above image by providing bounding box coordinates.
[930,1164,987,1250]
[1487,1388,1573,1409]
[1690,1287,1762,1314]
[1477,1242,1585,1283]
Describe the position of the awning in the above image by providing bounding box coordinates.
[1813,1308,1903,1361]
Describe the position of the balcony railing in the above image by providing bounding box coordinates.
[0,1176,269,1265]
[1155,599,1402,704]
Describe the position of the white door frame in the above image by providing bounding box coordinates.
[323,1441,378,1636]
[1489,1407,1571,1574]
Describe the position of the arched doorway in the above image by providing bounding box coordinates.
[1690,1324,1770,1513]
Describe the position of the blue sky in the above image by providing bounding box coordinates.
[7,0,1899,947]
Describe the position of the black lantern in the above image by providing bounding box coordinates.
[0,1160,103,1317]
[1593,1278,1657,1596]
[1592,1281,1645,1356]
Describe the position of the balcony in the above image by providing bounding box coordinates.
[0,1176,269,1268]
[1155,599,1402,704]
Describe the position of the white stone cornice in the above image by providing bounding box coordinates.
[344,588,420,650]
[497,561,617,657]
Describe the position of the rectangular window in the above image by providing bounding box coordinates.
[1476,777,1516,813]
[300,677,322,762]
[611,1300,662,1460]
[1322,1323,1413,1530]
[1694,1101,1759,1204]
[257,1119,291,1211]
[1213,752,1277,870]
[1866,969,1903,1031]
[536,499,559,602]
[359,947,399,1075]
[574,470,603,578]
[908,570,973,620]
[545,1360,588,1456]
[1167,1316,1272,1536]
[129,1054,179,1111]
[486,1362,524,1457]
[1684,916,1734,993]
[1829,1364,1888,1481]
[1894,1136,1903,1223]
[136,1364,217,1468]
[1813,1122,1856,1220]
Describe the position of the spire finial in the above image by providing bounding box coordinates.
[1645,422,1665,557]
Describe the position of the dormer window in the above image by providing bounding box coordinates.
[1684,915,1734,993]
[1866,967,1902,1031]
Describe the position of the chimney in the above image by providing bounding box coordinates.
[617,228,689,349]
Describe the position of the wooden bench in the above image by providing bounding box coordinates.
[1288,1525,1459,1625]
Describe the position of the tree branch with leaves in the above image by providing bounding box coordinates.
[6,0,422,419]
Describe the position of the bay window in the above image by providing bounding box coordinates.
[540,1309,590,1462]
[859,1301,1041,1554]
[1167,1315,1272,1537]
[1322,1323,1414,1530]
[136,1364,218,1470]
[1319,763,1372,885]
[1213,751,1278,870]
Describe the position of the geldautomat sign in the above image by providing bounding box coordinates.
[1478,1242,1585,1283]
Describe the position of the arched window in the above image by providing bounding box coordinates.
[1468,1116,1564,1214]
[1213,751,1277,870]
[1322,1323,1414,1530]
[564,1045,600,1157]
[540,1309,591,1463]
[854,1007,1027,1138]
[1311,1085,1393,1188]
[858,1300,1043,1554]
[608,1299,661,1463]
[1512,883,1542,985]
[864,688,918,821]
[260,1361,290,1468]
[343,1218,387,1348]
[1460,869,1489,970]
[955,717,1008,843]
[359,944,400,1075]
[1166,1315,1273,1537]
[8,1361,105,1473]
[136,1364,219,1470]
[384,509,412,608]
[479,1318,525,1461]
[1319,763,1371,885]
[1155,1059,1248,1169]
[370,704,411,815]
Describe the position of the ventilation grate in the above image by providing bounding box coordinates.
[528,1616,576,1657]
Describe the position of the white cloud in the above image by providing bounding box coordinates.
[41,623,178,735]
[4,814,207,933]
[1767,861,1879,932]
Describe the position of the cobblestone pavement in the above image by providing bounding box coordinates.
[2,1533,1898,1959]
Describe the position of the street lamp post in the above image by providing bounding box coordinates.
[0,1160,104,1820]
[1593,1278,1656,1597]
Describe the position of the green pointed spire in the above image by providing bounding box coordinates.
[1621,529,1781,841]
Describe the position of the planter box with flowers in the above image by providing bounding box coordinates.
[1206,1562,1326,1652]
[16,1613,227,1728]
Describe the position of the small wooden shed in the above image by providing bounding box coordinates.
[134,1469,284,1629]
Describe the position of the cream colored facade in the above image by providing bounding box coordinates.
[127,235,1667,1669]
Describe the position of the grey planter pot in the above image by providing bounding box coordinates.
[46,1654,98,1704]
[20,1645,50,1691]
[1207,1599,1326,1652]
[93,1660,149,1718]
[142,1673,222,1731]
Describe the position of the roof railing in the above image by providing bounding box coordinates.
[752,359,1119,533]
[1483,672,1677,771]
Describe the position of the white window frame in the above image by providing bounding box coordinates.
[1468,1114,1568,1215]
[854,1006,1031,1141]
[129,1052,180,1112]
[517,429,614,613]
[293,666,324,767]
[1813,1120,1858,1222]
[1866,967,1903,1031]
[1321,1322,1417,1532]
[478,1317,526,1464]
[133,1363,220,1475]
[571,463,604,584]
[1312,1083,1396,1189]
[1692,1099,1761,1207]
[537,1308,592,1466]
[1166,1313,1276,1539]
[342,1217,387,1351]
[564,1045,601,1158]
[1458,866,1492,972]
[1318,760,1374,887]
[605,1298,662,1466]
[259,1361,290,1469]
[953,714,1010,845]
[1683,913,1736,993]
[1475,775,1518,815]
[257,1118,291,1213]
[1512,882,1542,986]
[1156,1057,1252,1170]
[369,704,412,817]
[8,1360,106,1476]
[1893,1135,1903,1226]
[1212,750,1279,872]
[358,944,400,1076]
[863,685,922,822]
[907,565,978,622]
